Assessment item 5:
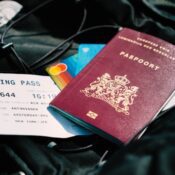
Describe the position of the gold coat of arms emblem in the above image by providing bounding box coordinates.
[80,73,139,115]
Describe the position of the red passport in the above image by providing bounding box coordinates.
[50,28,175,144]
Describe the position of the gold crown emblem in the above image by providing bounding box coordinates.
[114,74,130,85]
[80,73,139,115]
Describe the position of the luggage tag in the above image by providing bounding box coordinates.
[0,1,22,27]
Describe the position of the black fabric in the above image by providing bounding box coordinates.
[0,0,175,174]
[94,0,175,44]
[0,135,118,175]
[98,108,175,175]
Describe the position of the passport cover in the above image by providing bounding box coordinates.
[50,28,175,144]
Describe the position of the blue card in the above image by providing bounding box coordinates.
[46,44,105,89]
[75,44,105,74]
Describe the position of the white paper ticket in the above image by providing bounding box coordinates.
[0,73,90,138]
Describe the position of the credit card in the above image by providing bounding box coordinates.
[46,44,105,90]
[45,54,79,90]
[75,44,105,74]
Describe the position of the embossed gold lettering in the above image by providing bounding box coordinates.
[119,51,160,71]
